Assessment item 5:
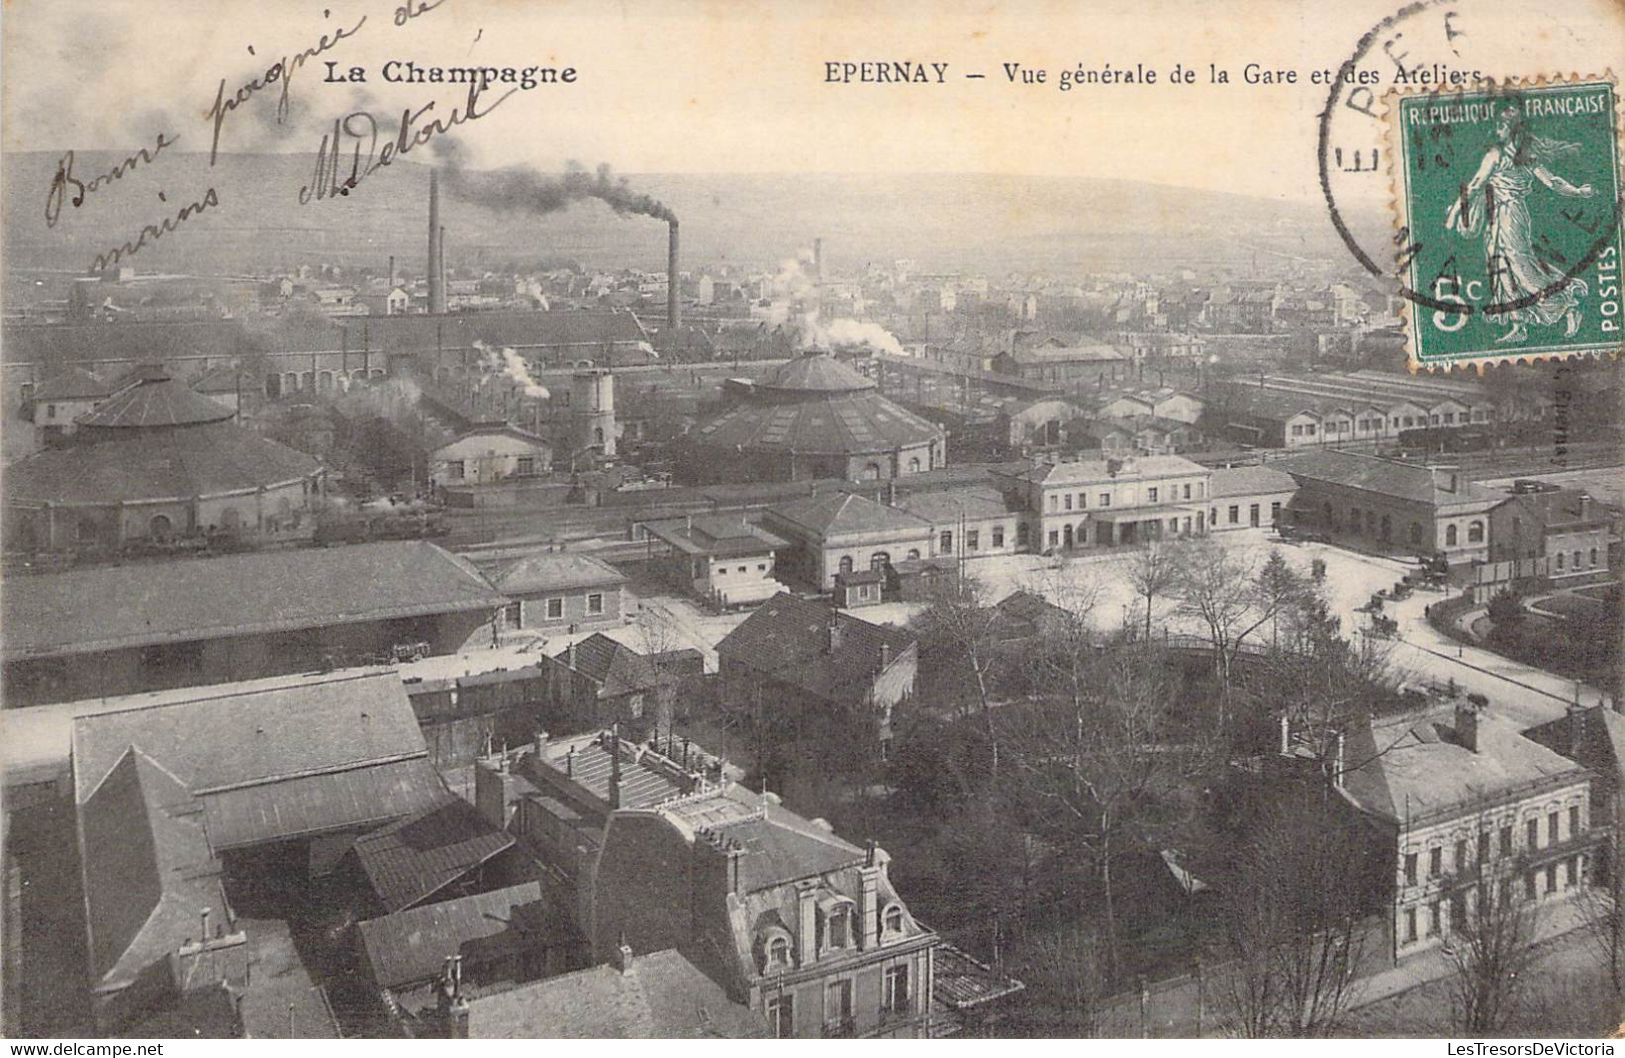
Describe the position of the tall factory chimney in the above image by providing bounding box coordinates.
[814,237,824,282]
[428,170,447,315]
[667,220,681,334]
[440,225,448,305]
[388,255,396,289]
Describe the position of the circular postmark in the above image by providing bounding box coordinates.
[1316,0,1624,348]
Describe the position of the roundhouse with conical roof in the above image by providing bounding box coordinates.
[679,350,946,484]
[5,371,325,553]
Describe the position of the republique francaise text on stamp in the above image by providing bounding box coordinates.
[1389,75,1624,370]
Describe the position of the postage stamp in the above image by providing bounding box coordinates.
[1388,75,1624,370]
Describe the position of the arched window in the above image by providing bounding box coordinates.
[1590,548,1599,567]
[1467,521,1484,544]
[883,904,905,936]
[906,549,920,560]
[1446,524,1458,546]
[149,514,173,540]
[767,936,790,969]
[861,463,881,481]
[838,555,854,575]
[870,552,890,571]
[594,426,605,446]
[1573,550,1582,569]
[1557,552,1565,570]
[907,457,921,473]
[1410,522,1424,546]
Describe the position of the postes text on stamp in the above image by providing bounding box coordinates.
[1391,76,1623,370]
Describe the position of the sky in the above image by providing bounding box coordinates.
[2,0,1620,205]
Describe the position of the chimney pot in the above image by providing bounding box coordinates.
[1455,700,1481,753]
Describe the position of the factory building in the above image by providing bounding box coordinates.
[4,370,324,554]
[679,350,946,485]
[2,541,508,706]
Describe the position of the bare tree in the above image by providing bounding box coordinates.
[913,575,1006,779]
[1577,790,1625,1018]
[1010,922,1107,1036]
[1170,538,1284,728]
[1125,538,1180,642]
[1008,640,1188,980]
[1447,852,1541,1035]
[1222,787,1374,1037]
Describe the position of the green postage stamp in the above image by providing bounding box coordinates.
[1390,76,1624,370]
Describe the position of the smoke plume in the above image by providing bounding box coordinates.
[474,340,550,398]
[435,144,676,224]
[766,252,907,357]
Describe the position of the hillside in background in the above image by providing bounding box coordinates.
[4,151,1385,280]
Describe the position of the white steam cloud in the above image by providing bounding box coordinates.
[474,340,551,398]
[765,252,906,358]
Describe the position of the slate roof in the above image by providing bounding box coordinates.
[691,388,943,457]
[466,948,768,1038]
[78,748,226,990]
[1002,340,1124,364]
[1340,704,1592,826]
[709,811,866,893]
[357,881,561,991]
[1004,454,1207,486]
[32,365,114,401]
[715,592,915,705]
[768,492,931,540]
[6,422,321,506]
[486,553,626,595]
[1273,449,1504,508]
[203,759,445,851]
[1209,465,1298,498]
[71,671,429,806]
[553,634,700,699]
[642,516,791,558]
[897,485,1016,524]
[4,541,505,661]
[352,797,516,913]
[756,351,876,394]
[76,375,236,429]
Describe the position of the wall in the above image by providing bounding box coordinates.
[509,584,623,631]
[1391,777,1592,959]
[3,608,493,707]
[1208,489,1293,533]
[431,433,551,487]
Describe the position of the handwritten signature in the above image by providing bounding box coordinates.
[45,134,180,229]
[299,80,516,205]
[206,11,369,165]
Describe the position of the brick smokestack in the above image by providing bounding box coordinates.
[428,170,447,315]
[667,219,681,333]
[814,237,824,282]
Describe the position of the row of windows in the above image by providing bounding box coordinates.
[1402,807,1583,887]
[509,593,607,627]
[1553,548,1601,572]
[1401,856,1583,944]
[1045,480,1204,513]
[763,963,912,1038]
[714,562,769,577]
[1288,409,1493,439]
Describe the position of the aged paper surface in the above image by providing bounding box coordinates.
[2,0,1624,1042]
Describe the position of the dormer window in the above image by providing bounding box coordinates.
[826,904,853,950]
[883,904,905,937]
[756,927,793,974]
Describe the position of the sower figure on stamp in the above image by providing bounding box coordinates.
[1444,103,1596,344]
